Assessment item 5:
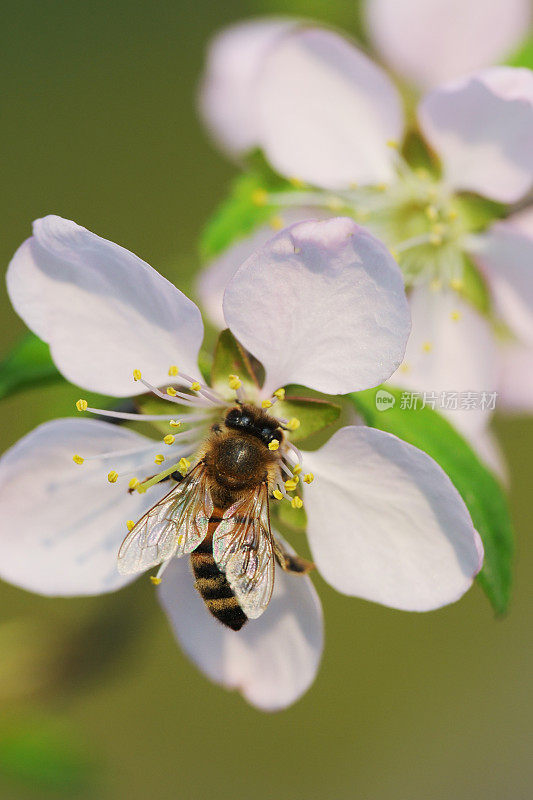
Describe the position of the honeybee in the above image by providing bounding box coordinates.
[118,404,313,630]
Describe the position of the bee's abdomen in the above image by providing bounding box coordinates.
[191,539,247,632]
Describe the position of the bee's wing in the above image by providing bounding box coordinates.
[212,483,275,620]
[118,463,213,575]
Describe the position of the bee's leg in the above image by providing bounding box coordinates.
[273,536,315,575]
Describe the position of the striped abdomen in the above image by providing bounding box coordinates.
[190,522,247,632]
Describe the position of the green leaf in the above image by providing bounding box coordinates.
[200,171,286,261]
[458,253,492,316]
[210,329,262,399]
[0,333,62,401]
[350,386,514,615]
[275,388,341,444]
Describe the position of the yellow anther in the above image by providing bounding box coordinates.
[273,489,283,500]
[75,399,88,412]
[293,465,302,475]
[450,310,461,322]
[163,434,175,445]
[154,454,165,465]
[177,535,185,546]
[262,399,273,409]
[422,341,433,353]
[447,207,459,221]
[399,362,410,373]
[426,205,439,222]
[294,246,302,255]
[133,369,142,381]
[178,457,190,476]
[432,223,446,236]
[286,418,300,431]
[269,215,284,231]
[291,496,303,510]
[268,440,280,451]
[303,473,314,484]
[450,278,464,291]
[107,471,118,484]
[273,388,285,400]
[126,520,135,531]
[252,188,268,206]
[430,278,442,292]
[376,183,388,192]
[128,477,140,490]
[289,176,305,188]
[386,139,399,149]
[72,454,84,465]
[166,386,177,396]
[168,365,179,377]
[326,196,344,210]
[169,420,181,428]
[285,479,298,492]
[429,233,442,246]
[191,382,201,392]
[150,576,162,586]
[228,374,242,390]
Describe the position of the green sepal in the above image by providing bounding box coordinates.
[455,194,505,233]
[210,329,262,399]
[457,253,492,316]
[200,171,286,261]
[275,387,341,444]
[350,386,514,615]
[0,333,63,401]
[275,497,308,533]
[506,36,533,68]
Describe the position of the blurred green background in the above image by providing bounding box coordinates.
[1,1,532,798]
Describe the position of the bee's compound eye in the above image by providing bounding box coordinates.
[261,428,278,445]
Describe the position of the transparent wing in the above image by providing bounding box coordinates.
[212,483,275,620]
[118,463,213,575]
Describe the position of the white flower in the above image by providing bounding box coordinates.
[0,214,482,710]
[365,0,531,89]
[198,23,533,468]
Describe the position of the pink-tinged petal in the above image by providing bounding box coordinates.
[389,286,498,437]
[419,67,533,202]
[223,217,410,397]
[198,18,297,157]
[366,0,531,89]
[505,206,533,236]
[197,207,331,328]
[302,426,483,611]
[472,223,533,345]
[0,419,169,596]
[6,216,204,396]
[257,26,403,189]
[157,541,323,712]
[498,340,533,413]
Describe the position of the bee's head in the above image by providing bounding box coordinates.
[224,406,282,449]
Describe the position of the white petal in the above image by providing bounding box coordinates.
[197,207,331,328]
[389,286,498,437]
[256,26,403,189]
[0,419,170,596]
[223,217,410,397]
[498,340,533,413]
[157,543,323,712]
[472,223,533,345]
[366,0,531,89]
[303,426,483,611]
[418,67,533,202]
[198,18,297,157]
[6,216,204,396]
